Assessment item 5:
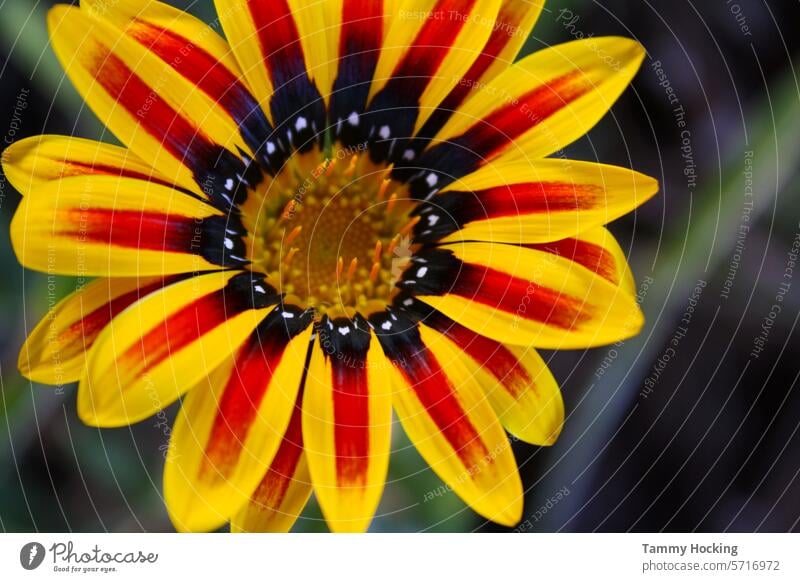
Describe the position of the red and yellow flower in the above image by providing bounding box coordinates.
[4,0,657,532]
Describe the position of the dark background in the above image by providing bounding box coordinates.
[1,0,799,532]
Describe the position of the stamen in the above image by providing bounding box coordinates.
[369,262,381,283]
[347,257,359,282]
[283,247,299,266]
[386,192,398,214]
[344,154,359,178]
[399,215,420,237]
[280,199,296,222]
[285,225,303,247]
[377,178,390,201]
[387,234,401,257]
[252,150,416,315]
[325,157,337,177]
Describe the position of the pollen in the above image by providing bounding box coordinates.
[244,149,417,316]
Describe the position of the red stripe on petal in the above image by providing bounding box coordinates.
[425,313,531,399]
[339,0,383,69]
[452,262,591,330]
[371,314,490,466]
[244,0,326,153]
[402,345,488,466]
[330,1,385,144]
[248,0,306,88]
[331,360,370,486]
[460,71,589,158]
[525,238,620,286]
[61,277,175,345]
[402,72,593,198]
[390,0,476,95]
[412,182,599,243]
[58,208,198,254]
[463,0,532,85]
[440,182,599,228]
[250,388,304,511]
[127,20,262,128]
[117,283,243,380]
[427,3,527,129]
[481,182,598,215]
[87,43,220,174]
[58,160,176,189]
[201,331,289,480]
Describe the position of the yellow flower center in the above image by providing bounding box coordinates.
[243,149,418,316]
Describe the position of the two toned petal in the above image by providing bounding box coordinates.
[214,0,326,152]
[81,0,281,171]
[165,305,313,532]
[366,0,503,162]
[329,0,388,146]
[405,37,646,198]
[0,135,172,195]
[232,386,312,533]
[401,241,643,349]
[413,159,658,245]
[303,314,392,532]
[79,271,279,427]
[48,5,257,205]
[413,0,545,148]
[370,310,522,525]
[524,226,637,295]
[10,175,247,276]
[19,276,176,385]
[403,299,562,445]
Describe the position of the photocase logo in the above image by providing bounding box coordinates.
[19,542,46,570]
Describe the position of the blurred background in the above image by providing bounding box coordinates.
[1,0,799,532]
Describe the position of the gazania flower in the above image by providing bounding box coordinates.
[5,0,656,532]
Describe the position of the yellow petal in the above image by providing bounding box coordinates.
[79,271,279,427]
[405,37,646,199]
[212,0,326,152]
[231,393,312,533]
[10,175,234,277]
[404,300,563,445]
[48,5,252,200]
[524,227,638,296]
[370,311,523,526]
[0,135,168,196]
[79,0,281,170]
[403,241,643,349]
[474,0,545,89]
[414,0,545,142]
[414,159,657,245]
[437,36,646,158]
[165,306,313,532]
[370,0,502,132]
[19,276,171,385]
[302,315,392,532]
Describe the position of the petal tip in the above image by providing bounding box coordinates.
[46,3,76,31]
[76,394,109,428]
[0,138,30,190]
[635,172,661,203]
[540,422,564,447]
[163,476,226,533]
[76,378,137,428]
[491,496,524,528]
[17,347,34,380]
